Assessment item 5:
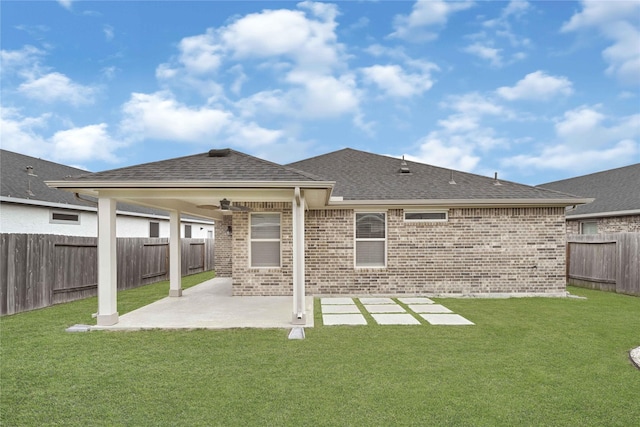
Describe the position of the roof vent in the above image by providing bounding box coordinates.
[493,172,502,186]
[399,156,411,174]
[26,165,37,176]
[449,170,456,185]
[208,148,230,157]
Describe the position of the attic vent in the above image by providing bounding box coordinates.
[399,156,411,174]
[208,148,230,157]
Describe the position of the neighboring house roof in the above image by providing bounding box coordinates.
[289,148,584,203]
[538,163,640,218]
[0,149,210,222]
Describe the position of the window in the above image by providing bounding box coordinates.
[149,221,160,238]
[50,210,80,224]
[355,212,386,267]
[250,213,281,267]
[581,221,598,235]
[404,210,448,222]
[184,224,192,238]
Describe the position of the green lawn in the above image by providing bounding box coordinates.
[2,275,639,426]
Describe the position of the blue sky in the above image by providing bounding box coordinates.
[1,0,639,185]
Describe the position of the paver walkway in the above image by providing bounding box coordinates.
[320,297,474,326]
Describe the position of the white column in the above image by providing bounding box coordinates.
[169,210,182,297]
[97,196,118,326]
[292,188,306,324]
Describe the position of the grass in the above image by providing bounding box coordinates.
[2,279,639,426]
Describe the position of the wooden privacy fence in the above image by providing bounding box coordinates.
[0,234,215,315]
[567,233,639,296]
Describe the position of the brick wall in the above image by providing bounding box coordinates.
[305,207,567,295]
[214,215,233,277]
[230,205,568,296]
[232,202,293,296]
[567,214,640,234]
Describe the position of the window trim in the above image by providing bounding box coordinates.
[580,221,598,235]
[354,211,387,269]
[404,209,449,223]
[50,210,80,225]
[249,212,282,269]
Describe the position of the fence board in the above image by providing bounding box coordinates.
[1,234,214,315]
[568,233,640,296]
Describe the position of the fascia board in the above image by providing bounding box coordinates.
[566,209,640,219]
[326,198,594,209]
[45,180,335,189]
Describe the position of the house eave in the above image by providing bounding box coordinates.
[566,209,640,220]
[46,180,335,191]
[326,198,593,209]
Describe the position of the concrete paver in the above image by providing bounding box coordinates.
[364,304,406,313]
[359,297,395,304]
[398,297,434,304]
[371,313,421,325]
[420,314,474,325]
[322,314,368,326]
[321,304,361,314]
[408,304,452,313]
[321,297,354,305]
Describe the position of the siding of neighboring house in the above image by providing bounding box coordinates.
[227,204,567,296]
[567,214,640,234]
[0,203,214,238]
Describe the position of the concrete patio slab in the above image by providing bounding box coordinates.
[322,314,368,326]
[93,277,314,330]
[398,297,434,304]
[371,313,421,325]
[364,304,406,313]
[321,304,361,314]
[420,314,474,325]
[321,297,354,305]
[359,297,395,304]
[409,304,452,313]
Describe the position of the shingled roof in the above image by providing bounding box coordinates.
[66,149,325,183]
[0,150,172,217]
[538,163,640,217]
[289,148,583,202]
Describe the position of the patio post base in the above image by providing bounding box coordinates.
[97,312,119,326]
[169,289,183,297]
[292,313,306,325]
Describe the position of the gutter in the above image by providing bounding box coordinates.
[566,209,640,220]
[326,197,594,209]
[45,180,336,190]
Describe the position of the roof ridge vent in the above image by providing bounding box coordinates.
[209,148,231,157]
[399,156,411,174]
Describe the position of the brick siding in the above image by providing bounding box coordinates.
[229,205,567,296]
[567,214,640,234]
[214,215,233,277]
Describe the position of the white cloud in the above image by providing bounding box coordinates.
[57,0,73,10]
[554,105,640,148]
[443,92,505,116]
[50,124,121,163]
[120,91,232,143]
[505,140,638,172]
[176,29,222,75]
[390,0,474,42]
[103,25,114,41]
[17,72,97,105]
[561,0,640,85]
[360,64,434,98]
[0,45,45,77]
[496,71,573,101]
[463,43,503,68]
[0,109,121,164]
[407,137,480,171]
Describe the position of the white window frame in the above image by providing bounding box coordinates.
[354,211,387,268]
[580,221,598,235]
[50,210,80,225]
[404,209,449,222]
[249,212,282,268]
